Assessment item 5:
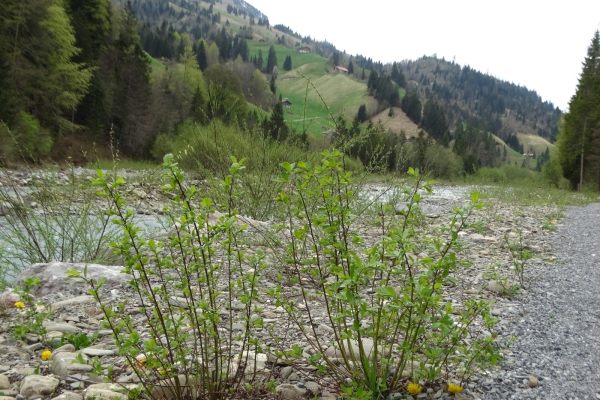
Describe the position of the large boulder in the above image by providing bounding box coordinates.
[16,262,132,297]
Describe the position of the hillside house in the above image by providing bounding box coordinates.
[297,47,311,53]
[334,66,348,73]
[281,99,292,108]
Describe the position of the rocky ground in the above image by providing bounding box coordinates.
[0,175,587,400]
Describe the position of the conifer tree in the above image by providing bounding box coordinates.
[283,55,292,71]
[196,40,208,71]
[257,49,264,71]
[266,45,277,73]
[268,94,288,141]
[557,30,600,189]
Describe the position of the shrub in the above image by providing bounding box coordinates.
[267,150,499,398]
[69,155,268,400]
[477,167,507,183]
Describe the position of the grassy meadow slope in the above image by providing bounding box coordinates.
[517,132,556,155]
[368,107,421,138]
[248,42,378,136]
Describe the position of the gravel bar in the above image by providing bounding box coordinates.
[484,203,600,400]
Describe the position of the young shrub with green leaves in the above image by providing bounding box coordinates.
[267,150,499,399]
[68,154,267,400]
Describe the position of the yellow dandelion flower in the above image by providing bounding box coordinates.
[41,350,52,361]
[551,220,555,224]
[448,383,463,394]
[407,382,422,395]
[14,301,25,309]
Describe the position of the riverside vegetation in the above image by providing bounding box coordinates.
[0,136,594,399]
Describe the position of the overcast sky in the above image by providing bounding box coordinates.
[248,0,600,111]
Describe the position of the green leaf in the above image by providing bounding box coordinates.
[471,191,479,203]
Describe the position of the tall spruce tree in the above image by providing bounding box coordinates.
[557,30,600,189]
[196,39,208,71]
[266,45,277,74]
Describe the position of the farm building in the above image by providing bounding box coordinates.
[334,66,348,73]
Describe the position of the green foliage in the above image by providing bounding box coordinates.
[0,0,92,140]
[283,55,292,71]
[171,119,316,220]
[55,331,100,350]
[504,229,533,289]
[0,117,53,163]
[401,91,422,124]
[421,99,448,140]
[356,104,367,123]
[204,64,248,124]
[267,96,288,141]
[268,155,499,398]
[11,278,50,342]
[70,155,267,400]
[266,45,278,74]
[541,155,570,189]
[557,30,600,189]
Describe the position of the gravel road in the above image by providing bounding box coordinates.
[484,203,600,400]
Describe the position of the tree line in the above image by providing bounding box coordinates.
[0,0,289,164]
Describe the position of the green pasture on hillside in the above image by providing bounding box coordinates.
[248,42,374,136]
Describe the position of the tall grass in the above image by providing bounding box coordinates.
[0,165,122,288]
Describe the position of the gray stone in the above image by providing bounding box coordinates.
[0,374,9,389]
[52,391,84,400]
[52,295,95,310]
[51,352,90,378]
[81,348,114,357]
[275,384,307,400]
[280,366,293,379]
[305,381,320,395]
[24,343,43,352]
[0,288,21,308]
[316,324,334,335]
[42,321,81,333]
[0,345,32,361]
[16,367,36,376]
[20,375,59,397]
[50,344,76,359]
[486,280,507,293]
[85,383,137,399]
[16,262,132,297]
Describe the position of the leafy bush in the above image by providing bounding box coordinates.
[171,119,319,220]
[542,156,570,189]
[267,150,499,398]
[477,167,507,183]
[69,155,268,399]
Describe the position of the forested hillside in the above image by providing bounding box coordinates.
[0,0,562,173]
[400,57,562,142]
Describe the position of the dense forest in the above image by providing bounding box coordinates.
[0,0,289,164]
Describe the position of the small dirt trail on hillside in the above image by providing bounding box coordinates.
[487,203,600,400]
